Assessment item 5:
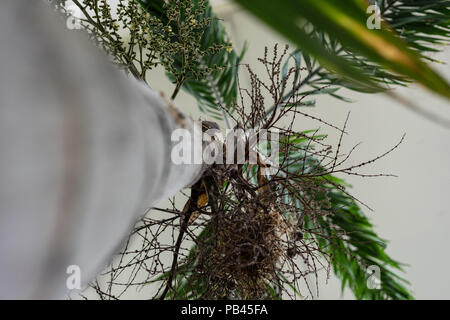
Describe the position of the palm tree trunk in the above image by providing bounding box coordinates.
[0,0,203,299]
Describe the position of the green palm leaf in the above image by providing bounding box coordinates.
[139,0,245,122]
[235,0,450,98]
[316,175,413,299]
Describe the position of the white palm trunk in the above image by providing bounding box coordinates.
[0,0,203,299]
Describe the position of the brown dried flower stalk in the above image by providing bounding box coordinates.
[83,44,403,300]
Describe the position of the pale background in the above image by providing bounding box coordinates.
[145,0,450,299]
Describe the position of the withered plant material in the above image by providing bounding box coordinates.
[86,45,403,300]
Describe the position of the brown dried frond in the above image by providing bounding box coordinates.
[84,44,403,300]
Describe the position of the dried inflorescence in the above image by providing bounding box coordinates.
[83,44,403,300]
[193,176,287,299]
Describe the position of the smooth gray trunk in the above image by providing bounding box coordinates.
[0,0,203,299]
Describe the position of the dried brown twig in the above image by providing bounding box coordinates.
[83,44,403,300]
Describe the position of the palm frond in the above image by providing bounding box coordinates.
[276,131,413,300]
[139,0,245,122]
[137,0,416,300]
[315,175,413,299]
[235,0,450,99]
